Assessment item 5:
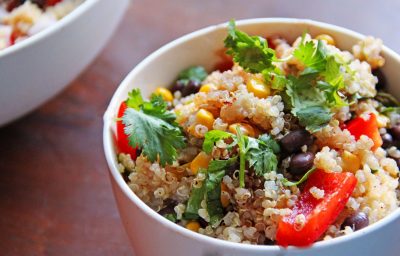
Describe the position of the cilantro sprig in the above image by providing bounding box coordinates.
[224,20,286,90]
[122,89,186,166]
[202,129,280,188]
[224,21,349,132]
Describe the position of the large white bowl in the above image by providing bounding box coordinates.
[103,18,400,256]
[0,0,129,126]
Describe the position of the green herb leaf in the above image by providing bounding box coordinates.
[258,134,280,154]
[208,157,238,173]
[246,136,280,177]
[296,106,333,132]
[126,88,144,110]
[224,20,276,74]
[164,213,177,223]
[281,167,316,186]
[177,66,208,85]
[141,94,177,123]
[286,74,333,132]
[202,130,234,154]
[206,169,226,227]
[293,39,327,75]
[123,90,186,166]
[184,169,207,220]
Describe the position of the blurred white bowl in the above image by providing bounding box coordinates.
[0,0,130,126]
[103,18,400,256]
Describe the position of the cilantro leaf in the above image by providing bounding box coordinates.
[208,157,238,172]
[177,66,208,86]
[206,169,226,227]
[202,130,234,154]
[246,136,280,177]
[184,169,207,220]
[293,39,327,75]
[224,20,276,73]
[281,167,316,186]
[184,158,237,224]
[126,88,144,110]
[122,89,185,166]
[141,94,176,123]
[296,106,332,132]
[286,74,333,132]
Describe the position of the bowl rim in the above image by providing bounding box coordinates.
[0,0,97,58]
[103,18,400,251]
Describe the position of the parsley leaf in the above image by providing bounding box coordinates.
[281,167,316,186]
[122,89,186,166]
[177,66,208,86]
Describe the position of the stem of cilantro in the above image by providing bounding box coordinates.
[235,126,246,188]
[239,149,245,188]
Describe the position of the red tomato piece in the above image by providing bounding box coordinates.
[117,102,137,159]
[345,113,382,151]
[276,169,357,247]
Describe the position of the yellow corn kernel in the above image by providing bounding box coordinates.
[196,109,215,130]
[341,150,361,173]
[186,221,201,232]
[315,34,335,46]
[246,78,270,99]
[190,152,212,175]
[153,87,173,102]
[199,83,217,93]
[228,123,256,137]
[220,183,230,208]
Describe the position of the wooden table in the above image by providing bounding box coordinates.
[1,1,398,255]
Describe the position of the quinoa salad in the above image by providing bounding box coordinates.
[115,21,400,247]
[0,0,83,50]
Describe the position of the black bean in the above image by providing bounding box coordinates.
[381,133,393,148]
[171,80,185,93]
[342,211,369,231]
[289,152,315,175]
[390,125,400,141]
[158,199,178,216]
[181,80,201,97]
[280,129,313,153]
[372,69,387,91]
[198,217,208,228]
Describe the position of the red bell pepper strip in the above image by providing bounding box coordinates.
[45,0,63,6]
[276,169,357,247]
[117,102,137,159]
[345,113,382,151]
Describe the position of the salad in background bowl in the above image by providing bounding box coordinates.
[103,18,400,256]
[0,0,84,50]
[0,0,129,126]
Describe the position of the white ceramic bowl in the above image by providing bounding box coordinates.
[103,18,400,256]
[0,0,129,126]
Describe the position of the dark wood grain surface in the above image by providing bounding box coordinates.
[0,1,399,255]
